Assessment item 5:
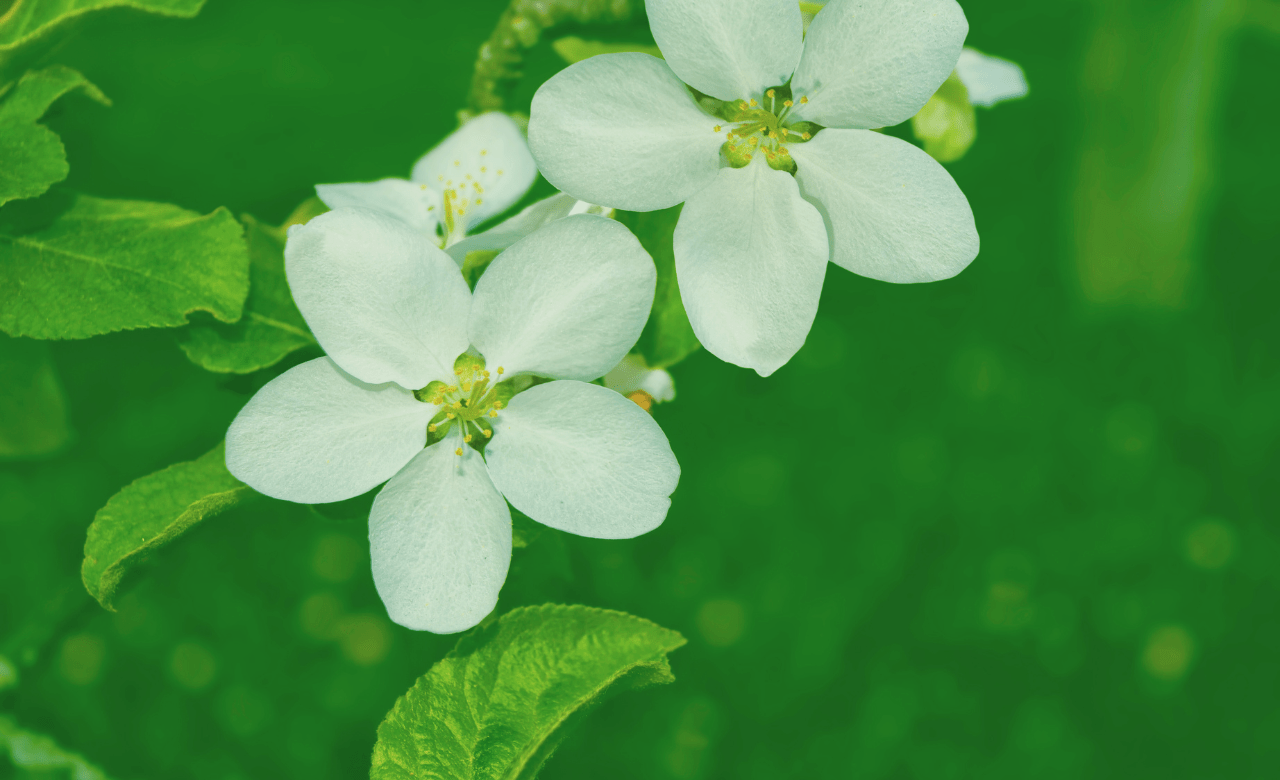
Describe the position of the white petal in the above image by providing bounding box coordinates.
[604,355,676,403]
[645,0,803,101]
[445,192,581,265]
[789,129,978,283]
[468,215,654,381]
[485,381,679,539]
[956,48,1028,108]
[674,157,829,377]
[369,434,511,634]
[529,53,724,211]
[410,112,537,233]
[285,208,471,388]
[790,0,969,129]
[314,179,441,236]
[225,357,433,504]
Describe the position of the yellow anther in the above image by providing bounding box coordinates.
[465,174,472,180]
[781,128,789,137]
[428,424,437,432]
[493,401,504,409]
[768,131,777,139]
[497,366,505,374]
[799,96,808,104]
[464,434,472,443]
[749,98,758,107]
[480,166,487,172]
[480,149,488,156]
[447,412,455,419]
[438,175,444,182]
[497,170,504,175]
[476,199,483,205]
[783,99,793,107]
[489,410,498,418]
[420,184,427,190]
[482,429,492,438]
[802,132,811,140]
[714,125,722,132]
[453,160,460,166]
[766,89,776,98]
[749,137,759,146]
[455,447,463,456]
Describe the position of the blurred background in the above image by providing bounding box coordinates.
[3,0,1279,777]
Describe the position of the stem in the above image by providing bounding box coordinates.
[465,0,638,118]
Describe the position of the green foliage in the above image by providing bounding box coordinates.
[911,71,977,163]
[0,655,16,691]
[0,334,71,458]
[0,192,249,339]
[0,0,203,80]
[616,206,700,369]
[82,441,254,610]
[178,213,316,373]
[551,36,661,64]
[0,715,115,780]
[371,604,686,780]
[0,65,108,207]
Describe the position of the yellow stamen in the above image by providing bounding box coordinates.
[482,429,492,438]
[799,95,808,104]
[766,89,776,98]
[784,99,793,107]
[489,410,498,418]
[428,424,437,432]
[455,447,463,456]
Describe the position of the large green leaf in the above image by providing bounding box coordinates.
[617,205,701,369]
[371,604,686,780]
[0,0,203,80]
[0,65,107,207]
[1,715,116,780]
[82,441,255,610]
[177,213,317,373]
[0,333,71,458]
[0,191,249,339]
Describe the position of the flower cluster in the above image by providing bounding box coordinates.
[227,0,1022,634]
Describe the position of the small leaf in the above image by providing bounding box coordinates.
[1,714,117,780]
[371,604,686,780]
[0,0,204,81]
[911,71,976,163]
[0,65,108,207]
[617,206,701,369]
[177,213,317,373]
[0,333,71,458]
[0,191,250,339]
[551,36,663,65]
[82,441,255,610]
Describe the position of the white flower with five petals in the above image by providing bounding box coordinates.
[314,112,608,267]
[529,0,980,377]
[224,209,679,633]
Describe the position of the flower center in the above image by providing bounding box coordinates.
[714,88,816,171]
[416,353,508,456]
[432,149,508,247]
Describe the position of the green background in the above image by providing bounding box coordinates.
[4,0,1279,777]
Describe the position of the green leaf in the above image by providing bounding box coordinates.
[0,191,250,339]
[0,333,71,458]
[82,441,255,610]
[371,604,686,780]
[1,715,116,780]
[0,0,203,81]
[911,71,976,163]
[617,205,701,369]
[177,213,317,373]
[0,65,108,207]
[551,36,662,65]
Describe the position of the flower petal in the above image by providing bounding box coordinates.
[485,381,679,539]
[285,208,471,388]
[444,192,608,266]
[225,357,433,504]
[529,53,724,211]
[645,0,803,101]
[369,434,511,633]
[674,157,829,377]
[789,0,969,129]
[956,47,1028,108]
[410,112,537,233]
[468,214,654,381]
[314,178,441,236]
[788,128,979,283]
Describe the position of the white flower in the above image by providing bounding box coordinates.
[529,0,980,377]
[604,354,675,410]
[224,209,679,634]
[314,112,609,266]
[955,48,1028,108]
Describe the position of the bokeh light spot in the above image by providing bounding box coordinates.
[1142,624,1195,681]
[58,633,105,686]
[1184,519,1236,570]
[312,532,362,582]
[299,592,344,641]
[697,599,747,647]
[337,613,392,666]
[169,641,218,691]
